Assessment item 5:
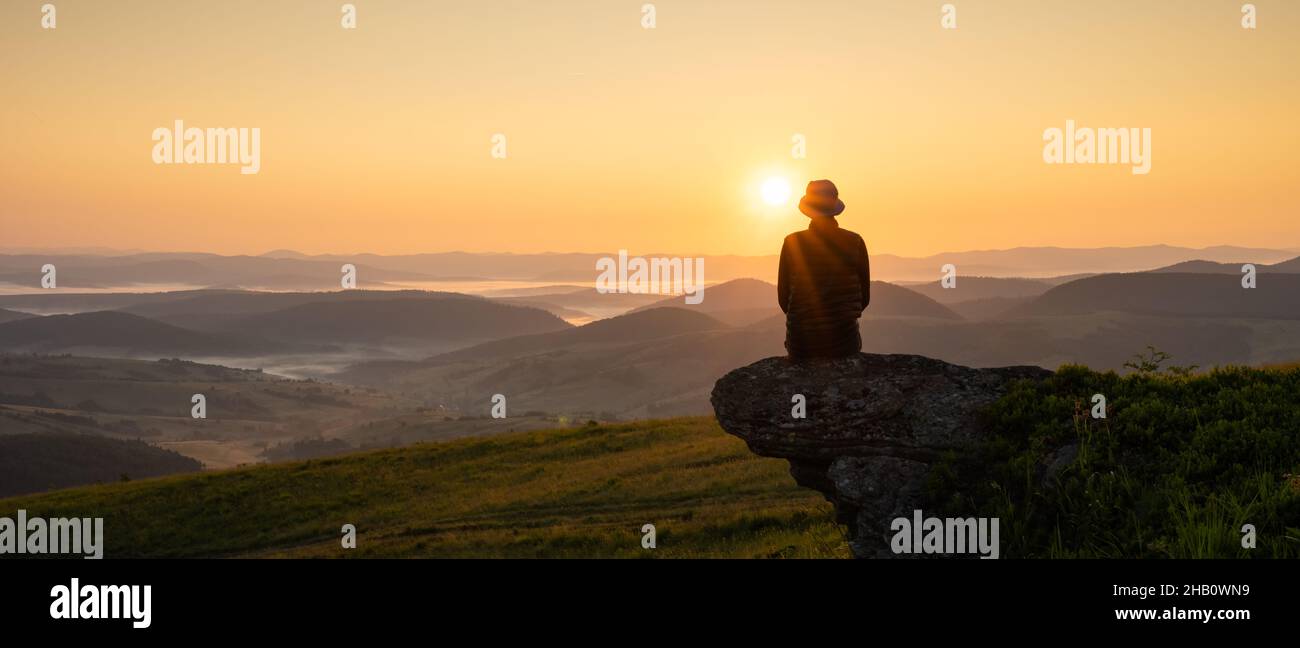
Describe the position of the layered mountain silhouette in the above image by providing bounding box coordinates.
[867,245,1296,280]
[343,307,730,379]
[338,280,957,418]
[0,311,276,355]
[0,308,34,324]
[491,288,663,322]
[894,277,1055,320]
[1149,256,1300,274]
[0,291,570,356]
[339,307,773,417]
[430,307,725,363]
[214,297,570,345]
[630,278,960,326]
[1008,272,1300,320]
[5,246,1297,288]
[902,276,1054,303]
[8,248,1300,482]
[0,254,444,290]
[5,248,1300,420]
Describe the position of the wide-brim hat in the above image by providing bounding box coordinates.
[798,179,845,218]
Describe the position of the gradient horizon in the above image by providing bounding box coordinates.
[2,0,1297,258]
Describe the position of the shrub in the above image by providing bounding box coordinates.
[927,363,1300,558]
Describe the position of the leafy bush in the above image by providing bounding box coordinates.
[927,363,1300,558]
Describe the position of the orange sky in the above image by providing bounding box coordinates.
[2,1,1297,257]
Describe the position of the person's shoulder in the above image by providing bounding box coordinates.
[838,227,866,244]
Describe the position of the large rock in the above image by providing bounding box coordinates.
[710,353,1050,558]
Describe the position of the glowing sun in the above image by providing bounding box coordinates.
[760,176,792,206]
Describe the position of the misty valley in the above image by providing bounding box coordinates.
[1,247,1300,558]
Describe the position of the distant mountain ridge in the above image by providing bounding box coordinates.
[0,290,572,357]
[1008,273,1300,320]
[899,277,1055,304]
[0,254,441,290]
[629,278,960,325]
[217,297,571,345]
[348,307,728,376]
[0,311,276,355]
[0,308,34,324]
[4,245,1297,289]
[1149,256,1300,274]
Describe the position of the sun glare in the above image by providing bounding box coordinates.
[760,177,792,206]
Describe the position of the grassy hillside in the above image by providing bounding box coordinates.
[6,361,1296,559]
[0,417,845,558]
[929,361,1300,558]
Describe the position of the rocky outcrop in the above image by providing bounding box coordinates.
[710,353,1051,558]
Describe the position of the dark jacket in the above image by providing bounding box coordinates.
[777,216,871,359]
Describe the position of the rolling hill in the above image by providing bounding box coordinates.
[0,254,440,290]
[0,311,278,356]
[338,308,768,418]
[0,290,574,349]
[900,276,1055,304]
[941,296,1038,320]
[0,418,843,558]
[0,354,412,470]
[888,277,1055,320]
[1272,257,1300,273]
[0,308,33,324]
[120,289,486,319]
[492,287,666,321]
[1149,260,1245,274]
[0,288,390,318]
[0,433,202,498]
[631,278,961,325]
[337,285,1283,419]
[185,245,1300,281]
[0,288,251,316]
[867,245,1296,280]
[1008,272,1300,320]
[1149,255,1300,274]
[364,307,729,369]
[333,295,1220,419]
[210,297,571,346]
[8,245,1293,291]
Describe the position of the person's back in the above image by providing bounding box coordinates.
[777,180,870,359]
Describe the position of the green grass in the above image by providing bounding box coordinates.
[0,417,847,558]
[927,364,1300,558]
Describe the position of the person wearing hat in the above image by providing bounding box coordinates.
[777,179,871,359]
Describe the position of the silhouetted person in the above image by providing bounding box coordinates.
[777,180,871,359]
